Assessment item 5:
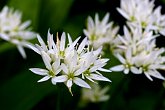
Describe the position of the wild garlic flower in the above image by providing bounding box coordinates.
[29,30,111,95]
[83,13,119,49]
[80,83,110,104]
[0,6,36,58]
[117,0,165,35]
[111,25,165,81]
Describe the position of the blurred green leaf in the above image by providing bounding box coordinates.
[0,71,56,110]
[38,0,74,34]
[7,0,40,30]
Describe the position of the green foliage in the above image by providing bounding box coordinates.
[0,0,165,110]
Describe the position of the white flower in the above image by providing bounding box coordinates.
[80,47,111,83]
[0,6,36,58]
[80,83,110,104]
[29,30,111,95]
[83,13,119,49]
[117,0,165,35]
[52,51,91,95]
[111,24,165,81]
[110,48,141,74]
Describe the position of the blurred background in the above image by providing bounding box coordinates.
[0,0,165,110]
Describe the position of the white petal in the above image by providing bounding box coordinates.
[67,79,73,88]
[77,37,87,53]
[38,76,50,82]
[144,71,153,81]
[37,34,47,51]
[17,45,26,59]
[74,67,87,76]
[29,68,48,75]
[25,43,41,54]
[20,21,31,30]
[149,70,165,80]
[52,75,67,84]
[41,51,52,70]
[73,77,91,89]
[61,64,68,74]
[89,74,111,82]
[98,68,111,72]
[117,8,130,20]
[110,65,124,71]
[124,68,129,74]
[60,32,66,51]
[130,67,142,74]
[52,58,60,71]
[0,33,9,40]
[116,54,125,64]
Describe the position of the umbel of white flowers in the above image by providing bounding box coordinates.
[28,30,111,95]
[117,0,165,35]
[109,0,165,81]
[84,13,119,49]
[83,0,165,81]
[0,6,36,58]
[110,24,165,81]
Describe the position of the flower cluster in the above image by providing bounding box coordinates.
[80,82,110,104]
[29,30,111,95]
[83,0,165,81]
[117,0,165,35]
[83,13,119,49]
[110,24,165,81]
[0,6,36,58]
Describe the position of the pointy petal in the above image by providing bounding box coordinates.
[37,34,47,51]
[73,77,91,89]
[17,45,26,59]
[52,75,67,84]
[116,54,126,64]
[25,43,41,54]
[89,74,111,82]
[38,76,50,82]
[61,64,69,74]
[67,79,73,88]
[74,67,88,76]
[117,8,130,20]
[29,68,48,75]
[98,68,111,72]
[41,51,52,70]
[20,21,31,30]
[110,65,124,71]
[144,71,153,81]
[0,33,9,40]
[77,37,87,54]
[52,58,60,71]
[60,32,66,51]
[130,66,142,74]
[148,70,165,80]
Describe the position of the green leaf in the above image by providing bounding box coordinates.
[0,71,56,110]
[38,0,74,34]
[7,0,40,30]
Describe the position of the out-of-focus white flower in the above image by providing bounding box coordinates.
[110,48,141,74]
[0,6,36,58]
[83,13,119,49]
[111,24,165,81]
[29,30,111,95]
[80,83,110,104]
[117,0,165,35]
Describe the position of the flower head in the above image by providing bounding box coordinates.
[0,6,36,58]
[83,13,119,49]
[117,0,165,35]
[111,25,165,81]
[29,30,111,95]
